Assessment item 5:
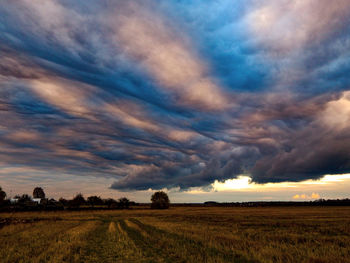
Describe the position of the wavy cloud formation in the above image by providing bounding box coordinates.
[0,0,350,191]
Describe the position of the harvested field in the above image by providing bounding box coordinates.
[0,207,349,263]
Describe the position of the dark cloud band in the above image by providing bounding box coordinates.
[1,0,350,191]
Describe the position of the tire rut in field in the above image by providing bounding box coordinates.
[35,220,98,263]
[0,223,38,237]
[125,219,149,238]
[123,218,257,263]
[80,219,148,263]
[119,219,170,263]
[79,220,119,263]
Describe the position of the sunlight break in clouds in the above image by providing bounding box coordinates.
[211,174,350,194]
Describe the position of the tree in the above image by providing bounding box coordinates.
[87,196,103,207]
[151,191,170,209]
[18,194,32,203]
[118,197,130,209]
[33,187,45,199]
[59,197,68,206]
[0,187,6,203]
[71,193,85,207]
[104,198,117,209]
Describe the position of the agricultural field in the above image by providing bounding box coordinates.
[0,206,349,263]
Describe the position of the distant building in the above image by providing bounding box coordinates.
[10,198,19,204]
[10,198,42,204]
[32,198,41,204]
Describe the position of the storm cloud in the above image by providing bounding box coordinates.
[1,0,350,191]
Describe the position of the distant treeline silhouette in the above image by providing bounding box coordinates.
[159,199,350,207]
[200,199,350,207]
[1,185,348,212]
[0,186,171,212]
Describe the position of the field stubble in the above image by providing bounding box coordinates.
[0,207,349,263]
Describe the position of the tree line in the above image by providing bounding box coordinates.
[0,186,170,212]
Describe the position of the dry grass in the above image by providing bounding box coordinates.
[0,206,349,262]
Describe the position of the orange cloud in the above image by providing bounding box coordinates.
[318,91,350,131]
[104,102,159,132]
[114,3,228,110]
[29,78,95,118]
[105,100,200,142]
[167,130,197,142]
[311,193,320,199]
[246,0,350,52]
[10,131,40,142]
[293,193,320,199]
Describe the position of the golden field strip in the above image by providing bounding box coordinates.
[0,207,349,263]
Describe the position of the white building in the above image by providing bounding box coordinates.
[10,198,19,204]
[32,198,41,204]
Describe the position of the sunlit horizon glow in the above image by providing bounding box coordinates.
[212,174,350,191]
[1,1,350,202]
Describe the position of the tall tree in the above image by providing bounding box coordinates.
[59,197,68,206]
[104,198,117,209]
[118,197,130,209]
[33,187,45,199]
[0,187,6,202]
[151,191,170,209]
[87,196,103,207]
[18,194,31,203]
[71,193,85,207]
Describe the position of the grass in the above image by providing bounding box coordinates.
[0,207,349,262]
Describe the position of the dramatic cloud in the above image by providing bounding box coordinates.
[0,0,350,192]
[114,2,229,110]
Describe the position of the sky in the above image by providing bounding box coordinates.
[1,0,350,202]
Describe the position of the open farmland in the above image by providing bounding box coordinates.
[0,207,349,263]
